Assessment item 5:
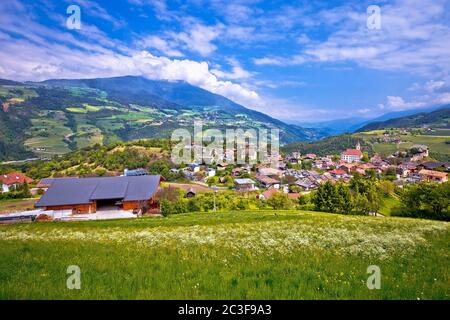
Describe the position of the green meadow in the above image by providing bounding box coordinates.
[0,211,448,300]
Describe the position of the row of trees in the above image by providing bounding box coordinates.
[312,174,383,215]
[158,188,298,216]
[395,182,450,220]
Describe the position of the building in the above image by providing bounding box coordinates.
[36,177,78,192]
[341,142,363,163]
[234,178,256,192]
[418,170,448,183]
[35,175,163,214]
[329,169,346,178]
[418,161,450,171]
[0,172,34,193]
[256,175,280,189]
[258,167,283,177]
[186,188,196,198]
[258,188,279,200]
[123,168,148,176]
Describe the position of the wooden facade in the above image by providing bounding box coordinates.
[44,203,96,214]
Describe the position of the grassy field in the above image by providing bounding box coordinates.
[0,199,38,214]
[355,131,450,158]
[0,210,448,300]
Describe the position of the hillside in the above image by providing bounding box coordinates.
[3,139,177,181]
[357,107,450,132]
[0,76,324,161]
[283,126,450,161]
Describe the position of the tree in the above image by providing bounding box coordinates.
[267,192,292,210]
[336,184,353,214]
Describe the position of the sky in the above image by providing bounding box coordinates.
[0,0,449,122]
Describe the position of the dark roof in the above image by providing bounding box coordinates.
[420,161,449,169]
[124,169,149,176]
[36,175,161,207]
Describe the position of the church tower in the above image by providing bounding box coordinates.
[356,141,361,150]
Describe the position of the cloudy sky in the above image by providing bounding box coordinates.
[0,0,449,122]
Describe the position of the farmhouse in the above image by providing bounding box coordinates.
[35,175,163,214]
[234,178,256,192]
[418,170,448,183]
[0,172,34,193]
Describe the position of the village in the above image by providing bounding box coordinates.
[0,140,448,224]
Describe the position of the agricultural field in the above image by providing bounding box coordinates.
[0,211,448,299]
[355,130,450,159]
[0,199,38,214]
[24,118,73,156]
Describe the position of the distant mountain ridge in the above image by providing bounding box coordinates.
[357,107,450,132]
[290,106,445,135]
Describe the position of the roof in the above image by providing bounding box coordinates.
[341,149,363,156]
[124,169,148,176]
[256,174,279,184]
[418,169,448,179]
[36,175,161,207]
[234,178,255,185]
[0,172,34,185]
[329,169,346,175]
[288,193,300,199]
[261,188,279,199]
[420,161,449,170]
[37,177,78,188]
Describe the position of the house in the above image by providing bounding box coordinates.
[0,172,34,193]
[124,168,148,176]
[329,169,346,179]
[234,178,256,192]
[418,161,450,171]
[418,170,448,183]
[397,162,417,178]
[296,178,317,191]
[258,188,279,200]
[232,167,243,177]
[258,167,283,177]
[338,162,357,174]
[304,153,317,160]
[216,162,229,171]
[256,174,280,189]
[186,188,196,198]
[341,143,363,163]
[206,169,216,178]
[35,175,163,214]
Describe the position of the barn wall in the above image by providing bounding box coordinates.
[123,199,159,212]
[45,203,96,214]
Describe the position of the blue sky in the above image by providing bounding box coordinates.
[0,0,449,122]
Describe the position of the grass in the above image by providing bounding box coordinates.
[379,196,400,216]
[0,210,449,300]
[24,118,73,155]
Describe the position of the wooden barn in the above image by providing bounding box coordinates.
[35,175,163,214]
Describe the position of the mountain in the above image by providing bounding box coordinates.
[357,107,450,132]
[283,108,450,161]
[290,106,445,135]
[0,76,324,161]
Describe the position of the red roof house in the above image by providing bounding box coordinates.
[0,172,34,192]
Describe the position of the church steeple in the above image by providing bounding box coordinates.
[356,141,361,150]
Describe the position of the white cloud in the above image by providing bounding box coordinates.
[170,23,221,57]
[211,58,253,80]
[138,35,184,57]
[424,80,445,93]
[253,0,450,78]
